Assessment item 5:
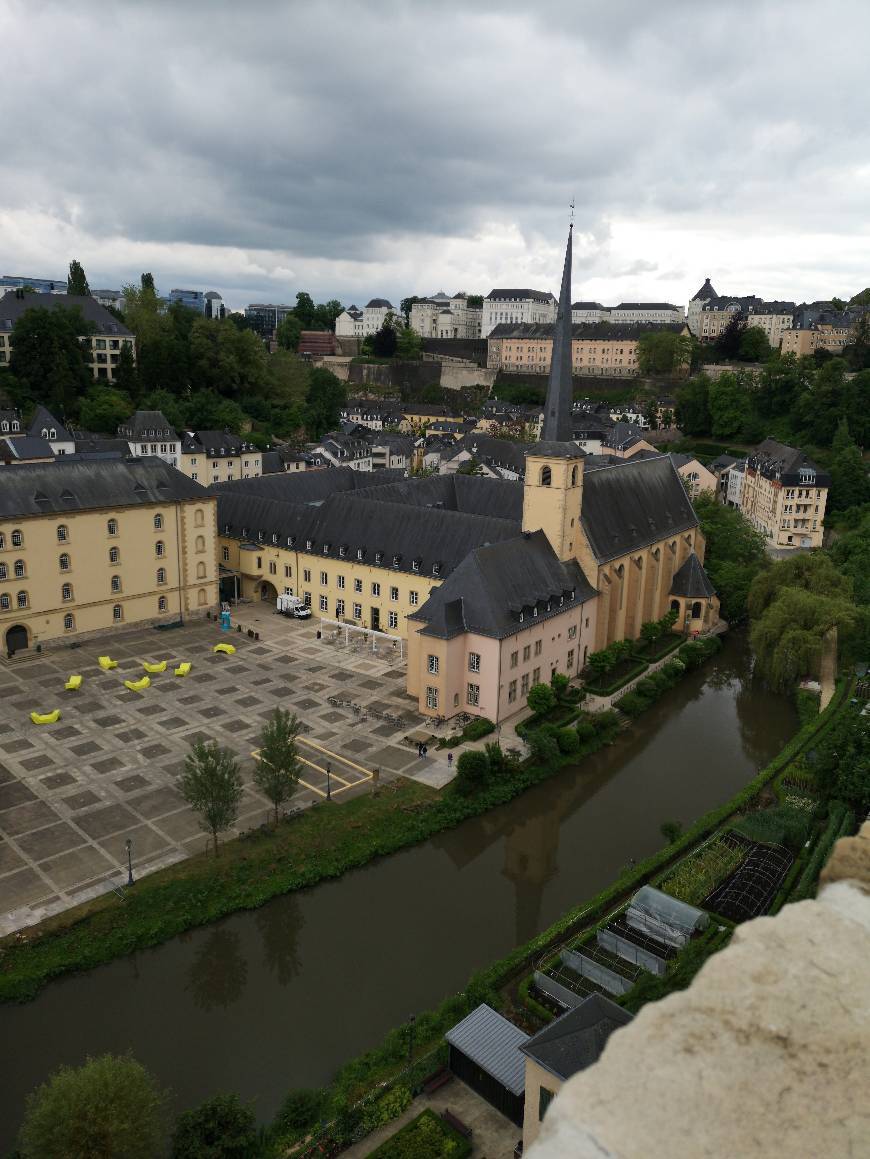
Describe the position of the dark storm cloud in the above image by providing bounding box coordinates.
[1,0,868,304]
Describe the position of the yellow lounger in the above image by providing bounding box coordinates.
[98,656,118,671]
[124,675,151,693]
[213,643,236,655]
[31,709,61,725]
[174,662,192,677]
[64,675,82,692]
[142,660,167,674]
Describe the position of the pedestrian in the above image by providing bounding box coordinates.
[447,751,453,771]
[416,741,423,758]
[422,743,428,759]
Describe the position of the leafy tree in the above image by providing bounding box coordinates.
[171,1093,259,1159]
[78,386,132,433]
[550,671,569,697]
[828,419,870,512]
[276,313,302,351]
[273,1088,328,1134]
[755,353,809,420]
[457,457,484,476]
[395,326,422,360]
[454,749,489,793]
[466,294,484,310]
[254,708,302,823]
[188,318,268,398]
[737,325,771,362]
[139,388,186,430]
[527,682,556,715]
[313,299,344,331]
[586,647,616,681]
[714,312,746,359]
[141,272,156,293]
[637,331,692,375]
[18,1053,167,1159]
[400,295,421,324]
[113,340,138,398]
[484,740,506,776]
[9,305,96,418]
[294,292,316,327]
[179,740,243,856]
[67,259,90,296]
[660,820,683,843]
[675,374,711,436]
[370,322,398,358]
[708,371,757,440]
[692,494,767,622]
[640,619,664,647]
[305,366,346,438]
[748,551,852,619]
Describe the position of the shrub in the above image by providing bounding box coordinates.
[527,683,557,715]
[454,749,489,793]
[368,1109,472,1158]
[662,659,685,679]
[361,1085,412,1132]
[273,1088,327,1134]
[734,804,813,851]
[591,709,620,734]
[527,730,559,762]
[616,692,648,717]
[550,672,570,697]
[634,677,657,698]
[171,1093,259,1159]
[484,741,506,776]
[575,719,596,743]
[462,716,495,741]
[556,727,580,755]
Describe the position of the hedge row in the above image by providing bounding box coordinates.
[790,802,856,903]
[582,659,649,697]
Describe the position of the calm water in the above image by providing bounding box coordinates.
[0,633,795,1145]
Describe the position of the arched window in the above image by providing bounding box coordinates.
[691,601,702,619]
[156,567,166,585]
[59,553,70,571]
[195,535,205,553]
[670,599,680,614]
[61,583,73,601]
[111,575,122,593]
[13,559,25,578]
[194,509,205,527]
[154,513,164,530]
[540,465,551,487]
[571,465,578,486]
[196,561,206,579]
[113,604,123,622]
[155,541,165,558]
[107,518,118,536]
[158,596,168,612]
[11,530,23,547]
[63,613,75,631]
[17,591,28,608]
[197,588,208,607]
[109,546,120,564]
[56,524,68,542]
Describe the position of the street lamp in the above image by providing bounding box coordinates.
[407,1013,416,1065]
[325,762,332,800]
[125,837,134,886]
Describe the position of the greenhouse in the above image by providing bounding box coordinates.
[626,885,709,948]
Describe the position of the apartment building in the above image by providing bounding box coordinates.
[669,453,718,497]
[27,407,75,455]
[482,289,556,337]
[781,315,859,356]
[0,458,218,655]
[745,303,796,348]
[335,299,397,338]
[487,322,688,378]
[178,430,262,484]
[0,292,135,381]
[739,439,829,549]
[118,410,180,466]
[409,292,482,339]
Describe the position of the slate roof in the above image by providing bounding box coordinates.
[445,1004,529,1095]
[73,437,134,456]
[520,994,633,1082]
[487,288,554,302]
[531,440,584,459]
[542,226,575,441]
[27,406,72,443]
[572,301,604,309]
[412,530,595,641]
[181,429,258,456]
[454,434,532,476]
[614,302,681,311]
[488,321,686,340]
[0,292,133,335]
[708,454,739,473]
[118,410,178,439]
[603,422,649,449]
[691,278,718,301]
[747,439,829,486]
[0,457,208,519]
[580,456,698,563]
[669,551,716,598]
[349,473,522,522]
[212,466,404,506]
[260,450,284,475]
[0,435,55,461]
[365,298,393,308]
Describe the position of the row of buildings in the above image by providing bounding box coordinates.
[0,277,226,318]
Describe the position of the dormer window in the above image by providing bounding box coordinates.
[356,548,364,560]
[432,562,441,576]
[392,554,401,567]
[532,605,539,617]
[339,545,348,558]
[519,611,524,623]
[306,539,313,551]
[241,527,248,537]
[322,542,330,555]
[257,531,264,542]
[412,559,420,573]
[223,523,230,535]
[375,551,384,564]
[272,534,278,545]
[287,536,295,547]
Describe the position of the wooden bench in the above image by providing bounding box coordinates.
[441,1109,472,1139]
[422,1067,452,1096]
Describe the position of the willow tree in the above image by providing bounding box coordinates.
[749,586,857,691]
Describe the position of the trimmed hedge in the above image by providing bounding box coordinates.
[790,802,855,902]
[583,659,649,697]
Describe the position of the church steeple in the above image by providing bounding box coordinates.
[541,223,574,441]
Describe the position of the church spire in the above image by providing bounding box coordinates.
[541,223,574,441]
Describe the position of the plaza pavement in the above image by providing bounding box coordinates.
[0,604,447,936]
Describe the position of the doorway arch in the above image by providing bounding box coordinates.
[259,581,278,602]
[5,624,29,655]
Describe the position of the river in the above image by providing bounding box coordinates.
[0,632,796,1146]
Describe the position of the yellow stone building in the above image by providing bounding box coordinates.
[739,438,829,549]
[487,321,689,378]
[0,291,135,382]
[0,458,218,656]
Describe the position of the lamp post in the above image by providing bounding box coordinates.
[125,837,134,887]
[325,762,332,800]
[407,1013,416,1065]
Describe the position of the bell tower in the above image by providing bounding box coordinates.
[522,445,584,561]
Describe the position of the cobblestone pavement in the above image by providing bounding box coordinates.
[0,604,435,935]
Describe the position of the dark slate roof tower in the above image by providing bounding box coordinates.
[542,225,574,441]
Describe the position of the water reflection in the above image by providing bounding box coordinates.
[256,895,304,985]
[186,927,248,1011]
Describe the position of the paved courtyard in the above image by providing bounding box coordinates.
[0,604,441,935]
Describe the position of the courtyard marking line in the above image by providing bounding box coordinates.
[250,741,375,799]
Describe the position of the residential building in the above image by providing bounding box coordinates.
[571,301,606,323]
[0,457,218,655]
[487,321,689,377]
[118,410,180,466]
[482,288,556,337]
[25,406,75,456]
[0,292,135,381]
[244,302,295,337]
[687,277,720,335]
[572,301,683,325]
[0,436,56,466]
[744,302,795,348]
[708,453,739,502]
[409,292,483,339]
[341,400,403,430]
[178,429,262,485]
[738,438,829,549]
[725,461,745,508]
[335,298,397,338]
[90,289,125,311]
[398,404,464,433]
[602,422,657,458]
[308,434,373,471]
[370,435,412,472]
[0,409,22,434]
[781,313,859,356]
[669,452,718,497]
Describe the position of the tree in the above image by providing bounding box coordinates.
[254,708,302,823]
[188,318,268,398]
[313,299,344,331]
[828,418,870,512]
[675,375,711,436]
[660,820,683,843]
[113,340,138,398]
[276,313,302,352]
[18,1053,167,1159]
[305,366,346,438]
[691,494,768,622]
[179,740,243,856]
[294,292,316,327]
[171,1093,259,1159]
[527,682,556,715]
[400,295,421,325]
[141,272,156,293]
[550,671,569,697]
[466,294,483,310]
[370,322,398,358]
[456,457,484,475]
[78,386,133,433]
[67,259,90,296]
[454,749,489,793]
[640,618,664,647]
[714,312,746,359]
[9,305,96,418]
[737,325,771,362]
[637,331,692,375]
[395,326,422,360]
[708,371,756,440]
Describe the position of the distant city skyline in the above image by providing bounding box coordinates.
[3,1,869,313]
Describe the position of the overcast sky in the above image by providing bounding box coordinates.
[2,0,869,312]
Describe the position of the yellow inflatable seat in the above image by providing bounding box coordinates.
[64,675,82,692]
[124,675,151,693]
[31,709,61,725]
[98,656,118,671]
[174,662,192,677]
[142,660,167,674]
[213,643,236,655]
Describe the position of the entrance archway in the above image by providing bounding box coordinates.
[259,581,278,602]
[5,624,29,656]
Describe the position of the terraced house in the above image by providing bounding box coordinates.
[0,458,218,656]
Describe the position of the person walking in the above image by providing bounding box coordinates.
[447,751,454,772]
[422,744,428,759]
